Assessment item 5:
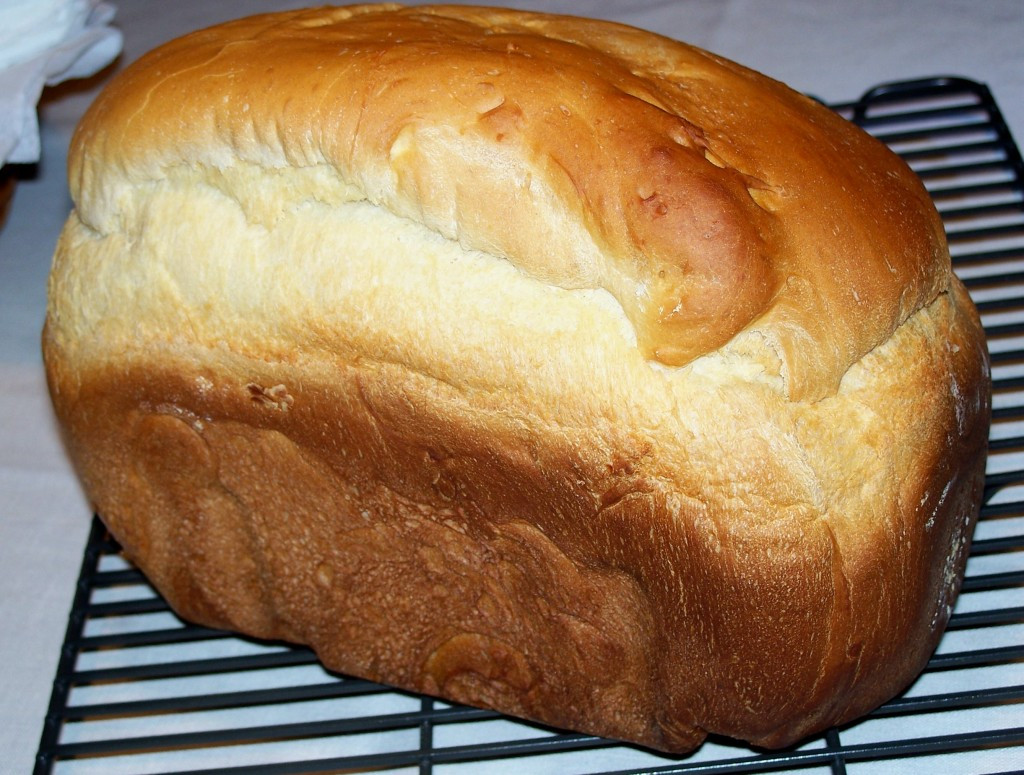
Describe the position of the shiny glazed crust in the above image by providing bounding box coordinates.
[44,5,990,752]
[68,4,950,401]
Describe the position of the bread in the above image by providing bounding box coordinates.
[43,4,991,753]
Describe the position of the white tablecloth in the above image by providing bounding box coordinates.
[1,2,1022,772]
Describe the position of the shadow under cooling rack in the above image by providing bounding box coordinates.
[35,77,1024,775]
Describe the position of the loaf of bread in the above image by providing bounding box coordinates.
[44,4,991,753]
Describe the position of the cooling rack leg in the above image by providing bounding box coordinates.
[420,696,435,775]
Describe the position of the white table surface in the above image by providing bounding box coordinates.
[1,2,1022,773]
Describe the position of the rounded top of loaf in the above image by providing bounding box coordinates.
[68,3,950,401]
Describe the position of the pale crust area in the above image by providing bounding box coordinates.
[68,4,949,401]
[44,4,991,753]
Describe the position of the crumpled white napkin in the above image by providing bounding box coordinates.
[0,0,121,165]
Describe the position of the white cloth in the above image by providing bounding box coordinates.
[0,0,121,165]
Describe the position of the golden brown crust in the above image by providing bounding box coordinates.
[44,279,988,751]
[69,3,948,400]
[44,4,991,753]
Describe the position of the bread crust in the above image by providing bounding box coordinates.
[44,4,990,753]
[69,4,947,401]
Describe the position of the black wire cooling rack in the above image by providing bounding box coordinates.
[34,77,1024,774]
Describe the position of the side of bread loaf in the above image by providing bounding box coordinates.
[44,5,990,752]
